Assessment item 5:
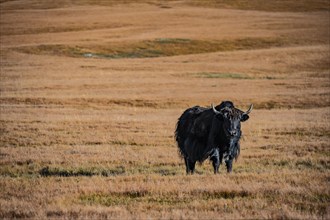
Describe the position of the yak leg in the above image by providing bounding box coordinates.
[189,160,196,174]
[210,148,220,174]
[219,153,223,165]
[185,158,196,175]
[225,159,233,173]
[184,158,190,174]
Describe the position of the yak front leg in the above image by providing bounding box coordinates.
[210,148,220,174]
[225,157,233,173]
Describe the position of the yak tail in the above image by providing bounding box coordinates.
[174,120,186,159]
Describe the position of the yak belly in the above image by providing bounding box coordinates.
[184,135,212,162]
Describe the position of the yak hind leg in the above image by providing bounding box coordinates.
[185,157,196,175]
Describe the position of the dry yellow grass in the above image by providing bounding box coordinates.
[0,0,329,219]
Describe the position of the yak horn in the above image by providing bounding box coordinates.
[211,103,221,114]
[244,104,253,115]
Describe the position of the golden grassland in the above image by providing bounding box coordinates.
[0,0,329,219]
[1,0,329,11]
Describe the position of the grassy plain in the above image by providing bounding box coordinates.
[0,0,329,219]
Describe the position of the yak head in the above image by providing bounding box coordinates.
[211,101,253,160]
[212,102,252,138]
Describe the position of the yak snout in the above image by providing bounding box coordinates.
[229,130,237,137]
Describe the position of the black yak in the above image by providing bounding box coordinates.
[175,101,252,174]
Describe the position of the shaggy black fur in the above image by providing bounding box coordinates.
[175,101,251,174]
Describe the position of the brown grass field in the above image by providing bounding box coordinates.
[0,0,329,219]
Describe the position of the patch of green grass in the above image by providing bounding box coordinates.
[1,162,183,178]
[39,166,125,177]
[195,72,252,79]
[154,38,192,44]
[295,159,330,171]
[1,24,129,36]
[79,189,250,207]
[80,193,188,207]
[261,158,329,171]
[2,163,184,178]
[2,0,328,11]
[126,164,184,176]
[262,190,329,217]
[188,0,330,12]
[152,166,182,176]
[276,128,330,138]
[16,45,86,57]
[0,162,39,178]
[15,37,289,59]
[192,189,251,200]
[80,190,149,206]
[1,0,174,10]
[154,168,178,176]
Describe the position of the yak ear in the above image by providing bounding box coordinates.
[240,114,249,122]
